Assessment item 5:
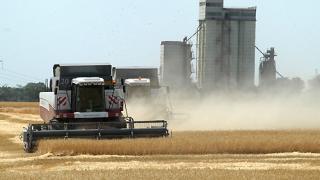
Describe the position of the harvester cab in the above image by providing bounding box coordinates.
[71,77,106,113]
[124,78,151,99]
[22,64,169,153]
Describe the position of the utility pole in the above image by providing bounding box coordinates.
[0,60,3,86]
[45,78,49,91]
[0,60,3,69]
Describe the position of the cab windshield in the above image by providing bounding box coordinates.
[76,86,105,112]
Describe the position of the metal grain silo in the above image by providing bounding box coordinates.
[160,41,192,90]
[197,0,256,91]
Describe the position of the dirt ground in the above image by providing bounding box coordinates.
[1,103,320,179]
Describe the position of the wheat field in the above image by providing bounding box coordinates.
[0,102,39,114]
[37,130,320,155]
[1,102,320,179]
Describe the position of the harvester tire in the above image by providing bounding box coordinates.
[118,117,127,128]
[24,142,32,153]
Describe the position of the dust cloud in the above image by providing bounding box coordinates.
[126,90,320,131]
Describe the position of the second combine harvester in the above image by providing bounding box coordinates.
[22,63,169,152]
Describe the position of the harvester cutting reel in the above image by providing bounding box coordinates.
[22,118,169,153]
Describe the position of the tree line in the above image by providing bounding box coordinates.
[0,82,47,102]
[309,75,320,91]
[0,75,319,102]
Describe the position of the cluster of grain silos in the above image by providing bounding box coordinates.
[159,0,257,93]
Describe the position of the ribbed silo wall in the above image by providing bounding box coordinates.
[160,41,191,89]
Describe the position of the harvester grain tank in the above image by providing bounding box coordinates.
[22,64,169,152]
[115,67,160,88]
[116,67,172,120]
[124,78,152,99]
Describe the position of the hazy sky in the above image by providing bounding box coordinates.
[0,0,319,86]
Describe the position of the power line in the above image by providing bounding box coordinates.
[0,71,40,83]
[0,68,43,82]
[0,59,42,85]
[0,71,38,85]
[0,74,31,84]
[0,75,15,84]
[0,60,3,70]
[2,68,43,82]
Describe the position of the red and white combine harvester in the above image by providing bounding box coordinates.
[22,64,169,152]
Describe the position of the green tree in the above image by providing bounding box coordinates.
[0,82,47,101]
[309,75,320,90]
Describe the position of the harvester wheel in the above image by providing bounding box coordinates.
[119,117,127,128]
[23,141,32,153]
[106,117,127,129]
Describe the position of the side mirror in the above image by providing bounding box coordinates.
[121,78,125,86]
[54,87,58,95]
[112,67,116,77]
[120,78,126,93]
[49,79,52,92]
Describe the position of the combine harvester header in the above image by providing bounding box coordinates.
[22,63,169,152]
